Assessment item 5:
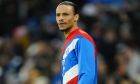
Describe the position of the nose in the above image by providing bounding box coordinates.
[58,15,64,22]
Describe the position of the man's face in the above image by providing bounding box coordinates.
[56,5,78,31]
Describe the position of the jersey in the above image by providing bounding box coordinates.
[61,28,97,84]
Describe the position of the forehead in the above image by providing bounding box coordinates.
[56,5,74,13]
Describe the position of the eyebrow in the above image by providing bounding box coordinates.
[56,12,69,16]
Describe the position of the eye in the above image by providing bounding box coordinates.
[63,13,69,16]
[56,13,60,17]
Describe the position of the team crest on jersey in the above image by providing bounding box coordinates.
[66,48,70,55]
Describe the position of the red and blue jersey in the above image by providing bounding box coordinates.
[61,28,97,84]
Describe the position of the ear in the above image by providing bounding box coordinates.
[74,14,79,22]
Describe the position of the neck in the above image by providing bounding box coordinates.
[64,25,78,38]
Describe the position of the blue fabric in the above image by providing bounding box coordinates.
[76,37,97,84]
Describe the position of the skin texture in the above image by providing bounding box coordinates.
[56,4,79,37]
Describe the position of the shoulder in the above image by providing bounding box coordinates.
[75,36,94,47]
[76,29,96,46]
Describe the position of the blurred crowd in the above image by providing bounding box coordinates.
[0,0,140,84]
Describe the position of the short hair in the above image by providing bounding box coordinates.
[58,1,79,15]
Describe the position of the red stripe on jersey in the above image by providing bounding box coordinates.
[67,76,78,84]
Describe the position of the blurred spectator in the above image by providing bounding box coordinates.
[97,54,107,84]
[19,41,54,84]
[99,28,117,73]
[127,48,140,84]
[51,60,61,84]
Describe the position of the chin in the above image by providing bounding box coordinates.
[59,27,67,31]
[59,26,71,32]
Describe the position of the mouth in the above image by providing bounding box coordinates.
[59,23,66,25]
[59,23,67,26]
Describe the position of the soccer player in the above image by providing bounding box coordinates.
[56,1,97,84]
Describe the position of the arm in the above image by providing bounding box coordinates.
[76,38,97,84]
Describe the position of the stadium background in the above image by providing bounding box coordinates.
[0,0,140,84]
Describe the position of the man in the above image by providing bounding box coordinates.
[56,1,97,84]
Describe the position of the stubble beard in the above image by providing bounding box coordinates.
[59,26,72,33]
